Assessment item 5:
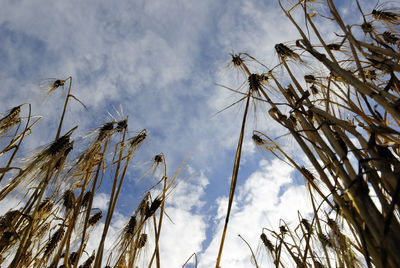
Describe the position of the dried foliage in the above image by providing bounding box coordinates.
[218,0,400,267]
[0,77,177,268]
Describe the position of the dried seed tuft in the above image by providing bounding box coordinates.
[63,190,75,210]
[81,191,92,208]
[304,75,316,83]
[136,233,147,248]
[124,216,136,235]
[231,54,244,67]
[260,233,274,252]
[88,211,103,226]
[145,197,162,219]
[252,134,264,145]
[0,106,21,134]
[372,9,399,22]
[69,251,79,266]
[116,119,128,132]
[45,227,64,255]
[301,218,312,233]
[130,129,147,147]
[383,31,399,44]
[154,154,163,163]
[248,74,261,92]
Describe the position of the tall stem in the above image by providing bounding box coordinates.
[215,94,251,268]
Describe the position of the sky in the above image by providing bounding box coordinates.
[0,0,377,267]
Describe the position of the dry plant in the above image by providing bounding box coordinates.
[0,78,179,268]
[217,0,400,267]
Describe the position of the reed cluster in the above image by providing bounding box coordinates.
[217,0,400,267]
[0,78,175,268]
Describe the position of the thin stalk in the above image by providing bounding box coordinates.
[55,76,72,140]
[215,94,251,268]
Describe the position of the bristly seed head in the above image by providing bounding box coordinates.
[260,233,274,252]
[88,211,103,226]
[279,225,288,233]
[130,129,147,147]
[327,43,341,50]
[81,252,95,268]
[231,54,243,66]
[38,198,53,214]
[44,227,65,255]
[301,218,312,233]
[248,73,261,92]
[136,233,147,248]
[361,22,373,33]
[318,232,332,247]
[97,122,115,140]
[0,106,21,133]
[304,75,316,83]
[154,154,163,163]
[275,43,299,60]
[310,84,318,94]
[81,191,92,208]
[116,119,128,132]
[0,210,21,231]
[145,197,162,219]
[53,79,65,89]
[372,9,399,22]
[383,31,399,44]
[252,134,264,145]
[63,190,75,211]
[48,132,73,156]
[69,251,79,266]
[125,215,136,235]
[301,166,315,181]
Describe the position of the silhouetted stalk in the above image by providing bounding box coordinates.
[215,94,251,268]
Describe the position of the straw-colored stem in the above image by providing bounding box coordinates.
[215,94,251,268]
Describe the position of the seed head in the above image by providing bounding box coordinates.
[88,211,103,226]
[372,9,399,22]
[116,119,128,132]
[310,84,318,94]
[248,73,261,92]
[38,198,53,214]
[45,227,64,255]
[63,190,75,210]
[383,31,399,44]
[0,106,21,134]
[81,252,95,268]
[145,197,162,219]
[154,154,163,163]
[301,218,312,233]
[124,216,136,235]
[81,191,92,208]
[361,22,373,33]
[97,122,115,140]
[252,134,264,145]
[260,233,274,252]
[327,43,341,50]
[318,232,332,247]
[231,54,244,67]
[130,129,147,147]
[69,251,79,266]
[304,75,316,83]
[301,166,315,181]
[136,233,147,248]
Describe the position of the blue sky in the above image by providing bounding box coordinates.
[0,0,377,266]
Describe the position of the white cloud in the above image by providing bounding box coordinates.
[199,159,313,267]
